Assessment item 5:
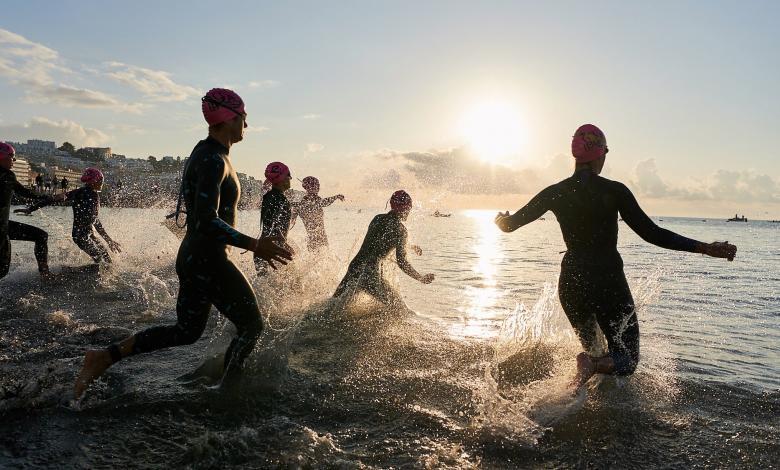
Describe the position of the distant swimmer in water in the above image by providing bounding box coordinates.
[20,167,122,265]
[495,124,736,391]
[73,88,292,399]
[255,162,295,274]
[333,190,434,305]
[291,176,344,251]
[1,142,61,279]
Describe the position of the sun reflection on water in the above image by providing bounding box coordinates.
[450,210,506,339]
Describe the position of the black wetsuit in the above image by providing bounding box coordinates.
[293,194,340,250]
[130,137,261,378]
[0,167,49,278]
[503,170,700,375]
[255,188,291,271]
[261,188,291,239]
[63,186,112,263]
[333,212,410,304]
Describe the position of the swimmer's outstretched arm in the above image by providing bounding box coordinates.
[94,219,122,253]
[321,194,345,207]
[396,228,434,284]
[495,186,554,232]
[617,183,736,260]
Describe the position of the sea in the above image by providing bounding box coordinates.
[1,205,778,469]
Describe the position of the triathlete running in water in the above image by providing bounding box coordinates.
[255,161,294,273]
[73,88,292,399]
[333,190,434,305]
[291,176,344,251]
[495,124,737,390]
[20,167,122,264]
[0,142,58,279]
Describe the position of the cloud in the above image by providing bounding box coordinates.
[306,143,325,153]
[104,61,200,102]
[0,117,111,147]
[245,125,269,133]
[366,146,542,195]
[0,28,142,112]
[301,113,321,120]
[25,84,146,113]
[629,158,780,203]
[248,80,280,89]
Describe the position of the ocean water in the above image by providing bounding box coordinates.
[1,205,778,468]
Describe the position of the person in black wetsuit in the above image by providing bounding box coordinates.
[19,167,122,264]
[0,142,60,279]
[255,161,294,273]
[73,88,292,399]
[495,124,737,390]
[333,190,434,305]
[292,176,344,251]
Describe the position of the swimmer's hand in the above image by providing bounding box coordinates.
[495,211,513,232]
[107,239,122,254]
[701,241,737,261]
[13,207,33,215]
[252,236,293,269]
[420,273,435,284]
[410,244,423,256]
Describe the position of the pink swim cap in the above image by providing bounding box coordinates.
[201,88,246,126]
[264,162,290,184]
[301,176,320,194]
[81,167,104,184]
[571,124,608,163]
[390,190,412,212]
[0,142,15,158]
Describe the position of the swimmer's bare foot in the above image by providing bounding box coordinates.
[74,349,113,399]
[570,352,595,392]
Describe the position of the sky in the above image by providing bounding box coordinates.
[1,0,779,216]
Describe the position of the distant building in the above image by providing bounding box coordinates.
[82,147,112,160]
[161,156,176,164]
[11,158,33,186]
[10,139,57,156]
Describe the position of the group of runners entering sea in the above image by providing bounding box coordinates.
[0,87,737,401]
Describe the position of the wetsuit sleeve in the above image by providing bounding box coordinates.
[193,155,254,250]
[499,185,555,232]
[617,183,700,252]
[395,225,421,280]
[321,195,340,207]
[93,219,110,239]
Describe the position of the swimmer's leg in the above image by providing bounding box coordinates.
[7,221,50,275]
[75,279,211,398]
[209,262,263,387]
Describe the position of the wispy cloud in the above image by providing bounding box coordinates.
[306,143,325,153]
[0,28,141,113]
[0,117,111,147]
[301,113,321,120]
[104,61,200,102]
[245,125,270,133]
[248,80,280,89]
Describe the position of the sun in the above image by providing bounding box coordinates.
[459,101,526,164]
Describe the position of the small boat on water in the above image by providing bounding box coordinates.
[432,210,451,218]
[727,214,748,222]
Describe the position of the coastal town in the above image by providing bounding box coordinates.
[8,138,265,208]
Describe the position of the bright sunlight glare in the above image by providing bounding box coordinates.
[459,101,527,165]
